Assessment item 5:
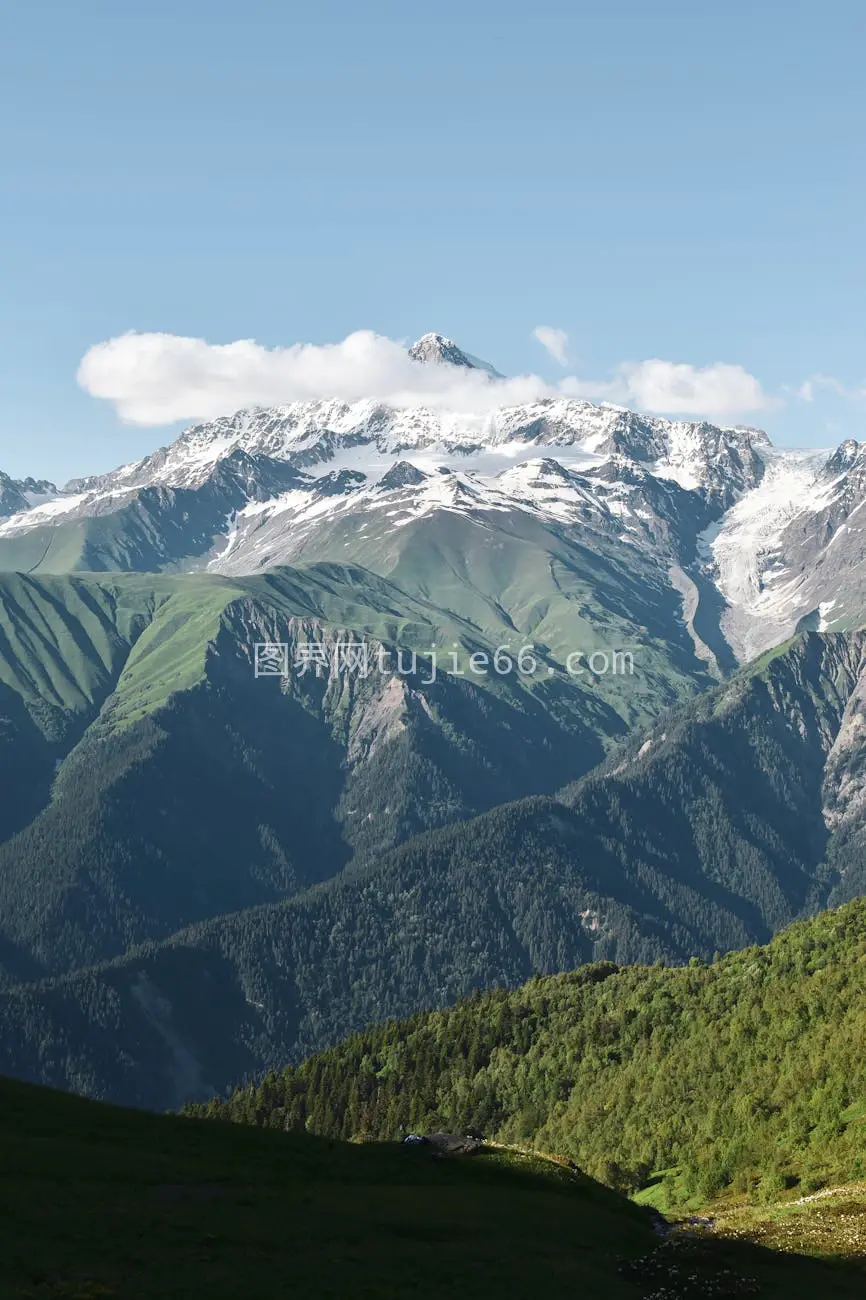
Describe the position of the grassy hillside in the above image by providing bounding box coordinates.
[0,1074,655,1300]
[0,572,174,844]
[286,505,714,732]
[0,542,724,996]
[0,475,717,736]
[0,562,627,984]
[2,1075,865,1299]
[188,899,866,1211]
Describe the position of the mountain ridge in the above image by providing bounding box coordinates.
[0,334,861,669]
[2,626,865,1109]
[0,559,680,987]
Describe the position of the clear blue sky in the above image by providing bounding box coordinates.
[1,0,865,482]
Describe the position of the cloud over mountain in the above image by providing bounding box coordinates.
[612,358,775,417]
[77,329,774,425]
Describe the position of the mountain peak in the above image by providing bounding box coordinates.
[408,333,477,368]
[0,471,58,519]
[824,439,866,476]
[378,460,429,490]
[408,333,502,378]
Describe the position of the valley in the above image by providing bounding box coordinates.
[1,337,866,1288]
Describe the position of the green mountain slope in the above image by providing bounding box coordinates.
[0,481,718,727]
[191,898,866,1212]
[0,796,684,1108]
[3,1075,866,1300]
[554,627,866,943]
[0,572,171,843]
[2,629,865,1108]
[275,505,716,731]
[0,1075,659,1300]
[0,562,653,983]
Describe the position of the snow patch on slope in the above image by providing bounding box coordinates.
[0,493,88,535]
[702,448,837,660]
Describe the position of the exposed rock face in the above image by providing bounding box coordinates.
[407,332,485,369]
[377,460,429,490]
[0,472,58,519]
[820,634,866,834]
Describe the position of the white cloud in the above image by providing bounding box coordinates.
[561,360,774,417]
[77,329,775,426]
[793,374,866,403]
[532,325,569,366]
[77,330,555,425]
[612,359,775,418]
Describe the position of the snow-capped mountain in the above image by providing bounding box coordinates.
[207,452,705,580]
[24,393,768,507]
[704,441,866,660]
[0,472,58,519]
[0,334,864,668]
[407,331,504,376]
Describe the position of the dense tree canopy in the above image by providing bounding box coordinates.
[190,900,866,1205]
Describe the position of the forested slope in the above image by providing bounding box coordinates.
[192,899,866,1207]
[0,563,624,983]
[2,630,866,1109]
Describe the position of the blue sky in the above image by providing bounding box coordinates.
[1,0,865,481]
